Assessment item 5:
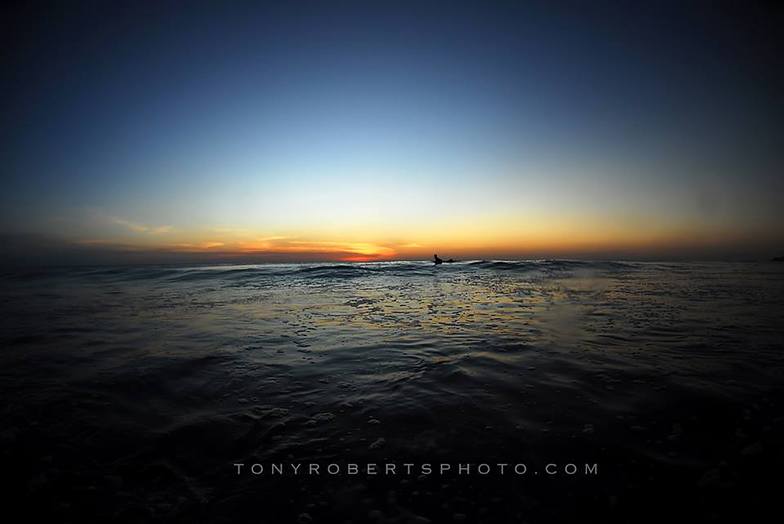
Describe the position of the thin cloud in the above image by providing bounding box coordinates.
[110,217,174,235]
[172,241,225,250]
[162,236,396,260]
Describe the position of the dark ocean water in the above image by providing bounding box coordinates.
[1,260,783,523]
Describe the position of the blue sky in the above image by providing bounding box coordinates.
[2,1,782,262]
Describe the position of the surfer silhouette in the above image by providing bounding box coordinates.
[433,254,456,264]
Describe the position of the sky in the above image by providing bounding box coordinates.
[1,0,782,264]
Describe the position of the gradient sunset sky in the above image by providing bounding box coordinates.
[2,1,782,263]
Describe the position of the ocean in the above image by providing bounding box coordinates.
[2,260,783,522]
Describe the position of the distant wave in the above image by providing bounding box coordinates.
[466,259,635,272]
[1,259,643,284]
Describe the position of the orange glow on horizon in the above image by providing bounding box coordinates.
[70,210,784,262]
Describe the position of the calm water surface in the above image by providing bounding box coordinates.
[2,261,783,522]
